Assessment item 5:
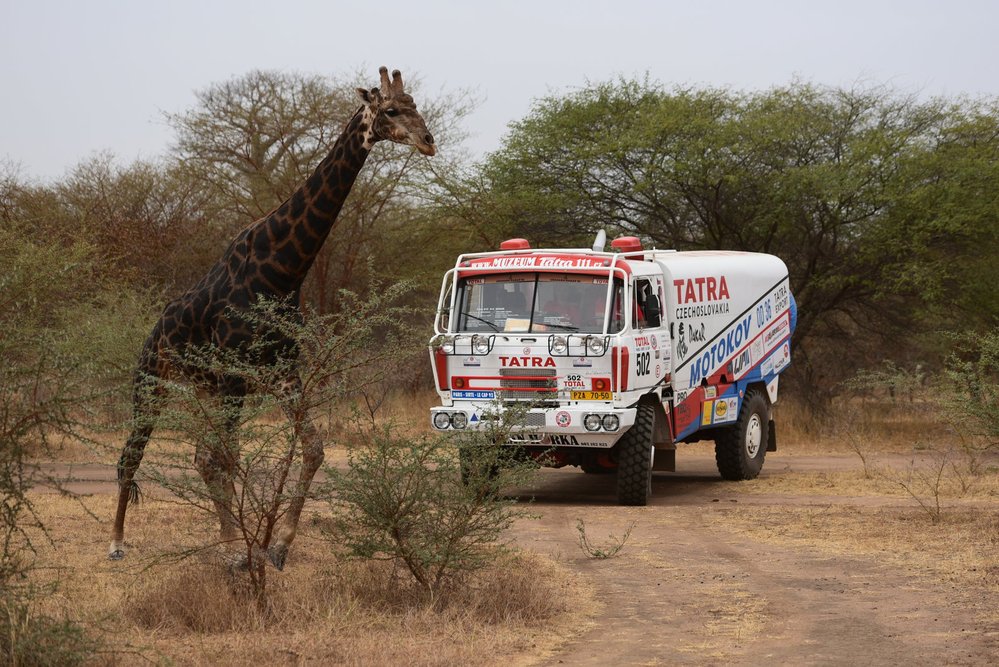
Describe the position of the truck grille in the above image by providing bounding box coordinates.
[525,412,547,428]
[498,368,557,401]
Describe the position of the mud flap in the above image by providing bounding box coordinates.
[651,443,676,471]
[767,419,777,452]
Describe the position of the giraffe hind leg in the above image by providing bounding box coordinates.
[108,345,165,561]
[117,462,143,505]
[108,423,155,560]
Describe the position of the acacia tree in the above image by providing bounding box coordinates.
[55,154,225,292]
[0,207,106,663]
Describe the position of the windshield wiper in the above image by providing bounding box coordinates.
[461,313,501,332]
[539,323,579,331]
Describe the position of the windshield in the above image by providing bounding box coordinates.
[456,273,623,334]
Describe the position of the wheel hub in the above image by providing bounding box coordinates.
[745,414,762,458]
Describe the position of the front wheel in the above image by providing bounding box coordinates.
[714,390,769,480]
[616,403,655,505]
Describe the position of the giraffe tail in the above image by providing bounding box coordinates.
[117,464,143,505]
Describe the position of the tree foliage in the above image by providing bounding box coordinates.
[443,79,999,397]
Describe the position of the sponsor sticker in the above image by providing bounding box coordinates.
[452,390,495,400]
[713,398,739,424]
[763,313,790,352]
[773,342,791,373]
[702,400,714,426]
[555,411,572,427]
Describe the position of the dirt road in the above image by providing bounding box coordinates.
[39,449,998,665]
[507,449,997,666]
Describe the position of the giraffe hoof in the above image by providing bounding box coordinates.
[268,544,288,571]
[108,549,125,561]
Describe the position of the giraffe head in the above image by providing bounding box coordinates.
[356,66,436,156]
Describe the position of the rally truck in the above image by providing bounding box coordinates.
[429,234,796,505]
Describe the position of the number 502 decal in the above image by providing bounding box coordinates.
[636,351,651,376]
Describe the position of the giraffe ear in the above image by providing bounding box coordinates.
[356,87,383,106]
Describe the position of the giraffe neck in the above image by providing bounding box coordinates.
[245,107,377,294]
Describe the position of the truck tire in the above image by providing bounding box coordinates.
[616,403,655,505]
[714,390,769,480]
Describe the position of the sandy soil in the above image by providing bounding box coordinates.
[37,447,999,666]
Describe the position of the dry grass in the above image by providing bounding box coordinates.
[704,505,999,608]
[23,390,999,663]
[23,493,589,666]
[775,395,954,454]
[741,460,999,501]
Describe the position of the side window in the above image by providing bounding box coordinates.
[609,280,625,333]
[438,282,452,331]
[634,279,662,329]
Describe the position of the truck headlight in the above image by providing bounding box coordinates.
[451,412,468,429]
[584,414,603,431]
[472,335,489,355]
[586,336,605,355]
[440,337,455,354]
[433,412,452,430]
[551,336,568,354]
[602,414,620,431]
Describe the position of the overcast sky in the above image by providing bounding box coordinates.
[2,0,997,181]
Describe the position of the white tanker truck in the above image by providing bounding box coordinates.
[429,234,797,505]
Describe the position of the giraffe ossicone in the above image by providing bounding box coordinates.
[107,66,435,567]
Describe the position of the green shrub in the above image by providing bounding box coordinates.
[324,417,537,598]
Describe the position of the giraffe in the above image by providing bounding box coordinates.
[108,66,435,569]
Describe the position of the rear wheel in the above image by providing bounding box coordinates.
[714,390,769,480]
[616,403,655,505]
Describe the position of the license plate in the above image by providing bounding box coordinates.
[570,391,613,401]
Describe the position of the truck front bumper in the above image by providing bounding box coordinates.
[430,404,638,449]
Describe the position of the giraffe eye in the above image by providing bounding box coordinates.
[385,108,399,117]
